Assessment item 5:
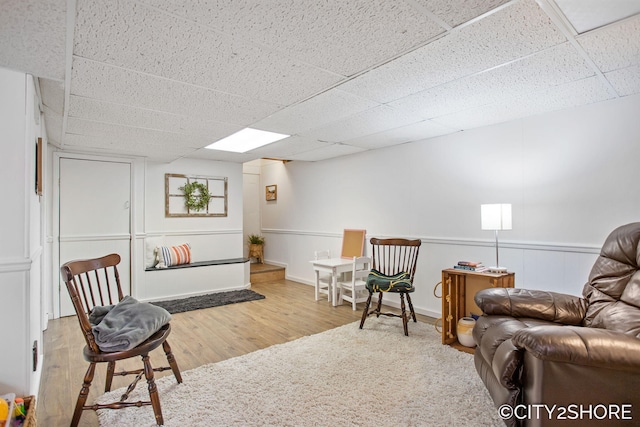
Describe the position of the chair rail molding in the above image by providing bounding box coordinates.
[144,229,243,238]
[0,257,33,273]
[261,228,601,254]
[59,233,131,243]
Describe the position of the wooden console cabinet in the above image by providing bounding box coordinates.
[436,269,514,353]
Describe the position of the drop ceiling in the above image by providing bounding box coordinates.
[1,0,639,163]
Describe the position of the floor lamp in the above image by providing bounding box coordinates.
[481,204,512,273]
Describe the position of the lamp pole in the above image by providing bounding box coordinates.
[495,229,500,268]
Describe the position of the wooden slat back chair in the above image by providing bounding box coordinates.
[359,238,421,336]
[60,253,182,427]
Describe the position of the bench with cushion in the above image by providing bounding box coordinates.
[141,239,250,302]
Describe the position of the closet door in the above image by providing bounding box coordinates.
[58,158,131,317]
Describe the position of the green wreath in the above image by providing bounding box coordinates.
[180,181,212,212]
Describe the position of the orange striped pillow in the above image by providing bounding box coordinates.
[159,243,191,267]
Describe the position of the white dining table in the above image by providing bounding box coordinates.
[310,257,355,306]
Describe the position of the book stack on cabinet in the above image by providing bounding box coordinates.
[453,261,488,273]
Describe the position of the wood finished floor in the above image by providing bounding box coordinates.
[37,278,435,426]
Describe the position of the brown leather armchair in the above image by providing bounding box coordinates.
[473,222,640,427]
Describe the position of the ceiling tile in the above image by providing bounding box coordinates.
[0,0,66,80]
[67,96,243,142]
[339,0,567,103]
[410,0,511,28]
[302,105,424,143]
[249,136,334,159]
[63,133,195,162]
[142,0,446,77]
[555,0,640,33]
[605,64,640,96]
[74,0,343,105]
[432,76,614,129]
[343,120,458,149]
[70,58,281,127]
[578,14,640,72]
[185,148,258,163]
[66,117,211,149]
[285,143,367,162]
[253,89,380,135]
[389,42,595,119]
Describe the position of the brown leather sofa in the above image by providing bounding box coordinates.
[473,222,640,427]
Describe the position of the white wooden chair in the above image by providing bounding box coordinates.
[314,250,332,301]
[339,256,371,310]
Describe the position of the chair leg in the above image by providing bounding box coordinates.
[162,340,183,383]
[142,354,164,426]
[400,293,409,336]
[406,293,417,323]
[105,361,116,392]
[375,292,384,317]
[71,362,96,427]
[359,292,372,329]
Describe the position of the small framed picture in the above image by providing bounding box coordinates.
[266,185,277,201]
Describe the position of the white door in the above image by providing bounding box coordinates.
[58,158,131,317]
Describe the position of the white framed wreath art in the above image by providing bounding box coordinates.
[165,173,228,217]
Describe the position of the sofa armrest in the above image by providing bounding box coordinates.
[475,288,587,325]
[492,340,523,390]
[512,325,640,371]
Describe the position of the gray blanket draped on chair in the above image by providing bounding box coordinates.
[90,295,172,352]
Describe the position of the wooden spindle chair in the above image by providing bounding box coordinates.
[60,253,182,427]
[359,238,421,336]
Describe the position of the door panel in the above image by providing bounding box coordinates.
[59,158,131,317]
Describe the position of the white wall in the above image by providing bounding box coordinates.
[135,158,245,300]
[49,153,246,304]
[259,94,640,318]
[0,68,45,396]
[242,160,262,259]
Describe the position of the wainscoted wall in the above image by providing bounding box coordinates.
[260,230,599,318]
[258,94,640,318]
[135,158,247,301]
[51,154,247,310]
[0,69,46,396]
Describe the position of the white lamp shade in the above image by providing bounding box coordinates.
[481,204,512,230]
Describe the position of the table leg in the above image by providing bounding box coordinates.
[314,270,320,301]
[332,272,339,306]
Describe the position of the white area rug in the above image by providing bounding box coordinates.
[97,317,504,426]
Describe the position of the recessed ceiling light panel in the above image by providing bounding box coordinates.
[205,128,290,153]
